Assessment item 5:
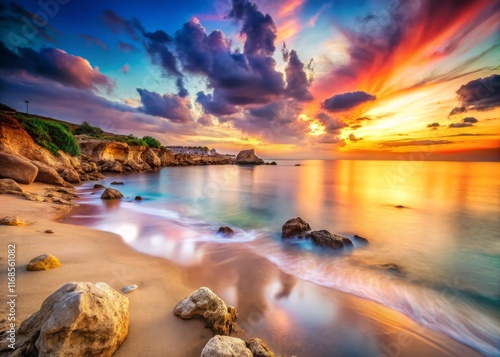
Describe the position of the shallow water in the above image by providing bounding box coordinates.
[69,160,500,356]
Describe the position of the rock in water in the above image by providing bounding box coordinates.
[246,338,275,357]
[101,188,124,200]
[122,284,138,294]
[174,287,237,335]
[235,149,264,165]
[217,226,235,237]
[353,234,369,245]
[134,196,142,201]
[93,184,105,189]
[281,217,311,238]
[0,152,38,184]
[11,282,129,357]
[0,178,23,194]
[201,336,252,357]
[110,181,124,185]
[307,230,349,249]
[26,254,61,271]
[0,216,27,226]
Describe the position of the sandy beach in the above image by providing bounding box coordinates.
[0,182,487,357]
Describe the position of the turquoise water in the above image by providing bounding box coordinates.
[70,160,500,356]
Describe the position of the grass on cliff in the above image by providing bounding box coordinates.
[18,115,81,156]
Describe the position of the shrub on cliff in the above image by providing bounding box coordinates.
[73,121,103,137]
[142,136,161,148]
[19,116,81,156]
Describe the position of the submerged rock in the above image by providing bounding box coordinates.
[11,282,129,357]
[236,149,264,165]
[246,338,275,357]
[307,230,351,249]
[111,181,124,185]
[201,336,252,357]
[0,216,27,226]
[282,217,311,238]
[26,254,61,271]
[395,205,406,209]
[174,287,237,336]
[101,188,124,200]
[353,234,369,245]
[134,196,143,201]
[93,184,106,189]
[217,226,235,237]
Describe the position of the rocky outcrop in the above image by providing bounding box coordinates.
[174,287,237,336]
[353,234,369,246]
[246,338,275,357]
[307,230,352,249]
[201,336,252,357]
[0,178,23,194]
[31,161,71,187]
[101,188,123,200]
[26,254,61,271]
[217,226,235,237]
[9,282,129,357]
[236,149,264,165]
[282,217,311,238]
[0,152,38,184]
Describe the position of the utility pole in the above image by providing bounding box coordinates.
[25,100,29,115]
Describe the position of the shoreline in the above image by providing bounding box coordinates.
[0,181,486,356]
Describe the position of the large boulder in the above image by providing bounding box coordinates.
[235,149,264,165]
[101,188,124,200]
[246,338,275,357]
[31,161,70,187]
[0,178,23,194]
[9,282,129,357]
[281,217,311,238]
[307,230,352,249]
[0,152,38,184]
[217,226,235,237]
[201,336,252,357]
[174,287,237,335]
[26,254,61,271]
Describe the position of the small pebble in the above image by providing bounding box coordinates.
[44,230,55,234]
[122,284,138,294]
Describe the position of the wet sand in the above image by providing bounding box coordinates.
[0,184,483,356]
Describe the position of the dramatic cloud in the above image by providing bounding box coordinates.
[350,124,362,130]
[176,78,189,98]
[316,112,347,133]
[118,41,137,52]
[322,91,376,112]
[450,74,500,114]
[349,133,360,142]
[80,34,108,51]
[0,42,114,91]
[427,122,440,127]
[282,44,313,101]
[196,91,239,116]
[449,117,479,128]
[103,9,139,40]
[137,88,193,123]
[463,117,478,123]
[381,140,453,147]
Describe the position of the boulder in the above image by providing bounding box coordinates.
[174,287,237,335]
[0,152,38,184]
[57,167,81,184]
[11,282,129,357]
[294,164,301,166]
[26,254,61,271]
[94,184,106,189]
[281,217,311,238]
[110,181,124,185]
[0,216,27,226]
[134,196,142,201]
[217,226,235,237]
[353,234,369,246]
[141,148,162,167]
[235,149,264,165]
[201,336,252,357]
[246,338,275,357]
[307,230,350,249]
[31,161,69,187]
[101,188,124,200]
[0,178,23,194]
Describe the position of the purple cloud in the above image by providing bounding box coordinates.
[322,91,376,112]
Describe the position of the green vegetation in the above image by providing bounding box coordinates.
[17,114,80,156]
[72,121,104,137]
[115,134,162,148]
[142,136,161,148]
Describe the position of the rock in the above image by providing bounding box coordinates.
[57,167,81,184]
[294,164,301,166]
[174,287,237,335]
[342,237,353,247]
[353,234,369,245]
[0,178,23,194]
[110,181,124,185]
[94,184,106,189]
[141,148,162,167]
[307,230,348,249]
[26,254,61,271]
[0,152,38,184]
[122,284,138,294]
[246,338,275,357]
[11,282,129,357]
[395,205,406,209]
[44,230,55,234]
[101,188,124,200]
[236,149,264,165]
[269,161,277,165]
[217,226,235,237]
[201,336,252,357]
[31,161,69,187]
[0,216,27,226]
[281,217,311,238]
[134,196,142,201]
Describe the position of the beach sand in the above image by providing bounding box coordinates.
[0,183,483,357]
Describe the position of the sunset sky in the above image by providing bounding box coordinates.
[0,0,499,160]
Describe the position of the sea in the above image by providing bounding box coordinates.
[68,160,500,357]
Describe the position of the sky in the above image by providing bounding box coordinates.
[0,0,499,160]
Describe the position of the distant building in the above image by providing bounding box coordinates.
[166,146,218,156]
